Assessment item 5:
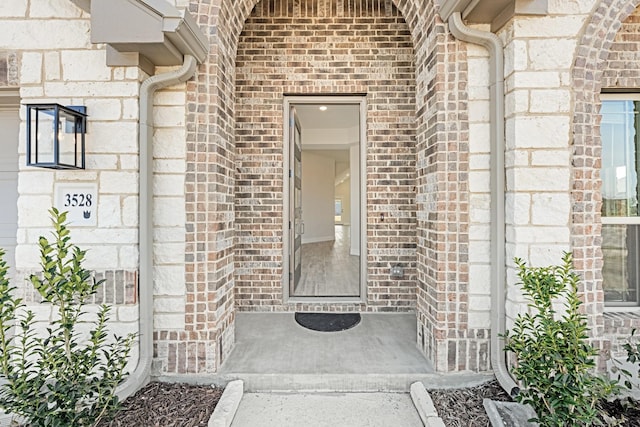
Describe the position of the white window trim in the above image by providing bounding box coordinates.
[602,217,640,225]
[600,92,640,306]
[601,92,640,101]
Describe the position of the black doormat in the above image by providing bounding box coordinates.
[294,312,361,332]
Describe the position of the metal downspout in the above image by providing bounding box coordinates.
[447,12,518,395]
[117,55,198,399]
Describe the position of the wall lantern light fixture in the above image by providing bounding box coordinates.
[26,104,87,170]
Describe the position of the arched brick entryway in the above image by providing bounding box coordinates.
[152,0,475,374]
[570,0,640,337]
[233,1,418,313]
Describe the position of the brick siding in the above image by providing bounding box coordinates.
[234,0,417,312]
[156,0,478,374]
[576,3,640,358]
[571,0,640,350]
[22,269,138,305]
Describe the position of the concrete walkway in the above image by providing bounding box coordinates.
[230,392,424,427]
[209,314,491,427]
[220,313,433,375]
[218,312,436,392]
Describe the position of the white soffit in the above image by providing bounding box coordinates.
[90,0,208,68]
[438,0,548,31]
[0,89,19,110]
[70,0,91,12]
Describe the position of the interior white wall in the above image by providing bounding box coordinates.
[335,178,351,225]
[0,108,19,280]
[302,151,335,244]
[302,127,359,148]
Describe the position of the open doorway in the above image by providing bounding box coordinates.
[284,97,366,300]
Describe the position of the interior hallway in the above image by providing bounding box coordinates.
[294,225,360,297]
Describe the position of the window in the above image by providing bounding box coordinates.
[601,94,640,306]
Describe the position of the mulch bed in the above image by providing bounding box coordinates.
[430,380,640,426]
[429,380,511,427]
[601,398,640,426]
[98,382,223,427]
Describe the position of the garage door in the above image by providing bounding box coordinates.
[0,105,19,279]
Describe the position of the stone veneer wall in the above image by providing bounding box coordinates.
[3,0,143,371]
[3,0,196,377]
[0,51,18,86]
[234,0,417,313]
[501,7,575,333]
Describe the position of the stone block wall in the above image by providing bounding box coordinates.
[3,0,206,377]
[501,3,588,330]
[466,37,492,338]
[0,51,18,86]
[151,76,188,332]
[14,0,633,379]
[9,2,141,274]
[3,0,142,369]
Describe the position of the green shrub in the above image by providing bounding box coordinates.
[621,329,640,384]
[503,252,616,426]
[0,208,135,426]
[610,328,640,394]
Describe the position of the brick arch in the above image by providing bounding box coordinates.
[233,0,418,312]
[571,0,640,333]
[221,0,436,58]
[172,0,472,373]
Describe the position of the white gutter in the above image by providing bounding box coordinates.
[116,54,198,399]
[447,11,518,395]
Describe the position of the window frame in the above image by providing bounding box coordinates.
[600,92,640,307]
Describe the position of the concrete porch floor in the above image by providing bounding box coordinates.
[217,312,492,392]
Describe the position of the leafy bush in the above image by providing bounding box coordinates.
[622,329,640,382]
[503,252,616,426]
[611,328,640,394]
[0,208,136,426]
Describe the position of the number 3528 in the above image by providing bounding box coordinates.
[64,193,93,207]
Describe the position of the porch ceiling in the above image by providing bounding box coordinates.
[438,0,548,31]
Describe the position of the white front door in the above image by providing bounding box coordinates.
[284,96,366,301]
[290,107,303,294]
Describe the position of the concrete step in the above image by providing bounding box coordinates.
[172,372,494,392]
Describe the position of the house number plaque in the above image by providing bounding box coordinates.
[54,183,98,227]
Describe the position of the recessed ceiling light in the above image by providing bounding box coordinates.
[319,106,328,111]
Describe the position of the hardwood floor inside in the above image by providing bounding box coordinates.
[293,225,360,297]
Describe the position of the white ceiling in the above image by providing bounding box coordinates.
[294,103,360,130]
[305,149,350,163]
[294,103,360,154]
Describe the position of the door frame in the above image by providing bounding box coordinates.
[282,95,368,304]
